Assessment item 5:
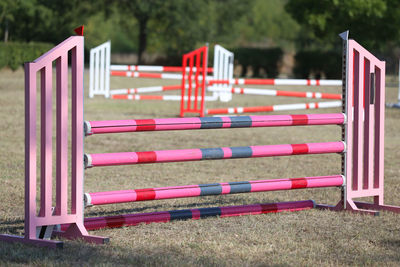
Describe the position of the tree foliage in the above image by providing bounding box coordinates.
[286,0,400,50]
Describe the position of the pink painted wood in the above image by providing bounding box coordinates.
[0,36,108,248]
[317,36,400,214]
[346,39,385,210]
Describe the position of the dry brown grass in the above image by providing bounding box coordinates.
[1,68,400,266]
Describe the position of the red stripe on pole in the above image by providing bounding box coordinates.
[260,203,278,213]
[137,151,157,163]
[135,189,156,201]
[111,71,128,77]
[316,80,320,86]
[244,79,274,85]
[315,102,319,108]
[306,103,310,109]
[243,106,274,113]
[138,73,163,78]
[207,108,229,115]
[135,119,156,131]
[321,93,342,100]
[140,95,163,100]
[163,66,182,72]
[290,115,309,125]
[276,91,307,98]
[163,85,181,91]
[290,178,308,189]
[106,216,127,229]
[111,95,129,99]
[291,144,309,154]
[307,80,311,86]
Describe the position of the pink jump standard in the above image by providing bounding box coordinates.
[0,36,108,248]
[1,31,399,249]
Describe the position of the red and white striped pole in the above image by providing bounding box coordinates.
[208,78,342,86]
[205,101,342,115]
[111,94,217,101]
[110,64,213,73]
[208,86,341,100]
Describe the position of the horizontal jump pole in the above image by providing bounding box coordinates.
[206,101,342,115]
[110,94,218,101]
[85,175,343,206]
[84,142,345,168]
[110,85,181,95]
[61,200,315,231]
[110,71,213,80]
[110,64,213,73]
[208,86,342,100]
[84,113,345,135]
[208,78,342,86]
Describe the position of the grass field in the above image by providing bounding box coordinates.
[1,68,400,266]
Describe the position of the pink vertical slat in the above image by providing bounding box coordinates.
[56,54,68,216]
[352,50,362,191]
[25,63,37,239]
[345,42,354,206]
[71,44,85,217]
[40,65,53,217]
[74,38,85,219]
[363,59,373,190]
[374,65,385,205]
[355,53,364,191]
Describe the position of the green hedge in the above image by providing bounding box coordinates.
[232,47,283,78]
[0,42,53,71]
[293,50,341,79]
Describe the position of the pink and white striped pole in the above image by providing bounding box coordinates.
[84,113,345,135]
[84,142,345,168]
[85,175,344,206]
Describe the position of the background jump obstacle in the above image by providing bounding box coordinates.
[1,32,399,249]
[180,46,208,117]
[89,40,342,107]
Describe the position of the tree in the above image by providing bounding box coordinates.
[0,0,96,43]
[116,0,166,64]
[285,0,400,51]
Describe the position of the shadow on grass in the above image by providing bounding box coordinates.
[380,238,400,248]
[0,241,230,266]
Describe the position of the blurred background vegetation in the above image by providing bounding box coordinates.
[1,0,400,78]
